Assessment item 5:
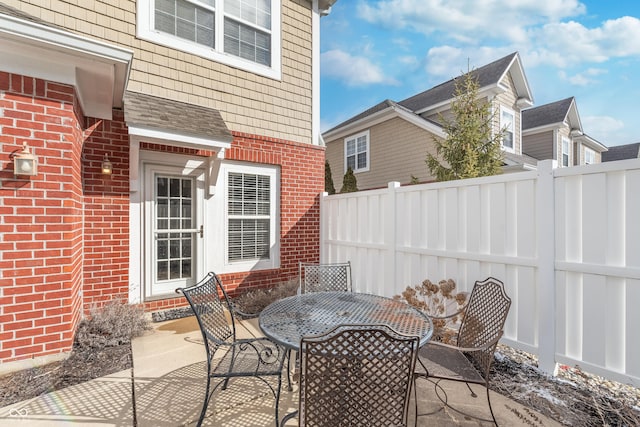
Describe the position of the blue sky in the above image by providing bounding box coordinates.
[319,0,640,147]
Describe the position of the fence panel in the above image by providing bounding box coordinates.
[321,158,640,386]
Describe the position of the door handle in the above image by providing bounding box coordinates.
[199,224,203,238]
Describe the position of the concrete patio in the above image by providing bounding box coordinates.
[0,316,562,426]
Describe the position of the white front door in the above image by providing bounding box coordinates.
[144,163,205,297]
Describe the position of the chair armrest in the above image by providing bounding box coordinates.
[228,302,260,319]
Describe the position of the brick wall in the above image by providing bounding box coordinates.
[81,113,131,312]
[0,72,85,363]
[1,72,324,365]
[143,132,325,311]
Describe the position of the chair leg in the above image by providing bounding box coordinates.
[486,384,498,426]
[285,348,292,391]
[198,362,213,427]
[465,382,478,398]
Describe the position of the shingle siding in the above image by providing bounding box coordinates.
[5,0,314,144]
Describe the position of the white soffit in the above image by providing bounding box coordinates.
[0,12,132,120]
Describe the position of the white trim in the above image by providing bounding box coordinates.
[323,104,446,142]
[344,130,370,173]
[137,0,281,80]
[500,105,515,153]
[218,161,280,273]
[311,0,321,145]
[127,124,233,151]
[0,12,132,119]
[561,136,570,167]
[584,146,595,165]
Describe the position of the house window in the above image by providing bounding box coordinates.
[584,147,595,164]
[224,163,278,270]
[344,131,370,173]
[500,106,515,152]
[562,137,570,167]
[138,0,281,79]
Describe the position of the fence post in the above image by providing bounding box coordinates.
[319,191,328,263]
[536,160,557,374]
[384,182,400,297]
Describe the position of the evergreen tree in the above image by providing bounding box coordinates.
[426,70,504,181]
[340,166,358,193]
[324,160,336,195]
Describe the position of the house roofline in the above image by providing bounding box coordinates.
[322,102,446,141]
[0,8,133,120]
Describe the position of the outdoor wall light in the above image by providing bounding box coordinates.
[13,142,38,176]
[101,154,113,175]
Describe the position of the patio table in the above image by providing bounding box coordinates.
[259,291,433,350]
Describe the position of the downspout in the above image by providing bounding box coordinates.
[311,0,338,146]
[311,0,321,145]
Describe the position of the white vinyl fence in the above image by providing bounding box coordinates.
[320,159,640,387]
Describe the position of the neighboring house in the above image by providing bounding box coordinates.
[0,0,335,370]
[323,52,536,191]
[602,142,640,162]
[522,97,607,166]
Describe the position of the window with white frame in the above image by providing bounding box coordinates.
[225,164,278,269]
[562,137,570,167]
[500,106,515,151]
[138,0,281,79]
[344,131,369,173]
[584,147,595,164]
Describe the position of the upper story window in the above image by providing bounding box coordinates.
[500,106,515,152]
[561,136,570,167]
[138,0,281,79]
[344,130,370,173]
[584,147,595,164]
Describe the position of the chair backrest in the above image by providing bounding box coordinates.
[457,277,511,379]
[299,261,352,293]
[176,272,236,357]
[298,324,418,427]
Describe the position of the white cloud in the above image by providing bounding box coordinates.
[424,46,514,79]
[321,49,399,86]
[356,0,586,44]
[530,17,640,67]
[582,115,625,143]
[559,68,608,86]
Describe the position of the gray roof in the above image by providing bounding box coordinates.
[398,52,519,112]
[503,150,539,166]
[522,97,573,130]
[123,91,232,143]
[601,142,640,162]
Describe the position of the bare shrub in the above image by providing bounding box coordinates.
[231,278,299,318]
[75,299,151,350]
[394,278,468,343]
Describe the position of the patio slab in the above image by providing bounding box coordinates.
[0,316,562,426]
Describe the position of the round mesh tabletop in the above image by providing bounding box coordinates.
[259,291,433,350]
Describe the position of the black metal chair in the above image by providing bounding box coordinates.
[280,324,419,427]
[176,272,286,427]
[414,277,512,425]
[299,261,352,293]
[283,261,354,390]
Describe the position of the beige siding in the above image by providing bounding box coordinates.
[325,118,440,191]
[523,131,554,160]
[7,0,314,144]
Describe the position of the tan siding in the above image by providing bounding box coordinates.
[6,0,314,144]
[523,131,554,160]
[325,118,440,191]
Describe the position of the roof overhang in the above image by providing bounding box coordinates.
[0,11,133,120]
[576,134,608,152]
[322,103,445,142]
[523,122,565,136]
[124,91,233,152]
